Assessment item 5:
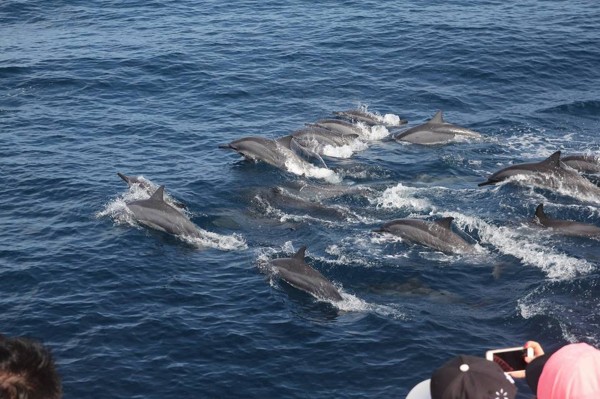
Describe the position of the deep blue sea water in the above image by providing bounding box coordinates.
[1,1,599,398]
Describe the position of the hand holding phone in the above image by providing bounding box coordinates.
[485,346,534,372]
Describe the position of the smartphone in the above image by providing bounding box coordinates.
[485,346,534,372]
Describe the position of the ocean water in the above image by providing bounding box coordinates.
[1,1,599,398]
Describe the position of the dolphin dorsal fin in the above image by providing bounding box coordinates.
[150,186,166,202]
[542,151,561,168]
[535,204,547,222]
[429,110,444,124]
[293,246,307,260]
[434,217,454,230]
[276,135,293,149]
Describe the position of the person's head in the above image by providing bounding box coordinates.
[407,354,517,399]
[526,342,600,399]
[0,334,62,399]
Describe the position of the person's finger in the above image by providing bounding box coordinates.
[507,370,526,379]
[524,341,544,363]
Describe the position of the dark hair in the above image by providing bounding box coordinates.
[0,335,62,399]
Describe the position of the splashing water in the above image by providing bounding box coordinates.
[284,158,343,184]
[445,211,595,280]
[371,183,432,211]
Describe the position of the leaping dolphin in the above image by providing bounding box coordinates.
[534,204,600,238]
[373,217,476,254]
[478,151,564,187]
[270,246,343,302]
[477,150,600,194]
[126,186,202,238]
[394,110,482,145]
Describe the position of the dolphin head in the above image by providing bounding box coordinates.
[117,172,151,190]
[219,137,284,167]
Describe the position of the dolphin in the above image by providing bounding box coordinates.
[219,136,292,169]
[478,151,564,187]
[291,126,359,150]
[307,119,365,137]
[126,186,202,238]
[117,172,187,210]
[373,217,476,254]
[270,246,343,302]
[255,186,348,220]
[364,277,462,303]
[477,151,600,200]
[561,154,600,174]
[117,172,153,190]
[334,109,407,126]
[533,203,600,238]
[394,110,482,145]
[282,181,373,201]
[219,135,329,170]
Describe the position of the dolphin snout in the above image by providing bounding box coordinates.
[117,172,129,183]
[219,143,234,150]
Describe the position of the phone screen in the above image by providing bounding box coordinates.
[491,349,527,372]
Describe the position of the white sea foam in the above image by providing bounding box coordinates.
[180,230,247,251]
[382,113,403,126]
[321,139,369,159]
[500,173,600,205]
[490,129,569,160]
[355,122,391,141]
[284,158,342,183]
[95,183,149,224]
[444,211,595,280]
[319,243,373,267]
[371,183,432,211]
[334,292,407,319]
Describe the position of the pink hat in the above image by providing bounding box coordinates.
[534,343,600,399]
